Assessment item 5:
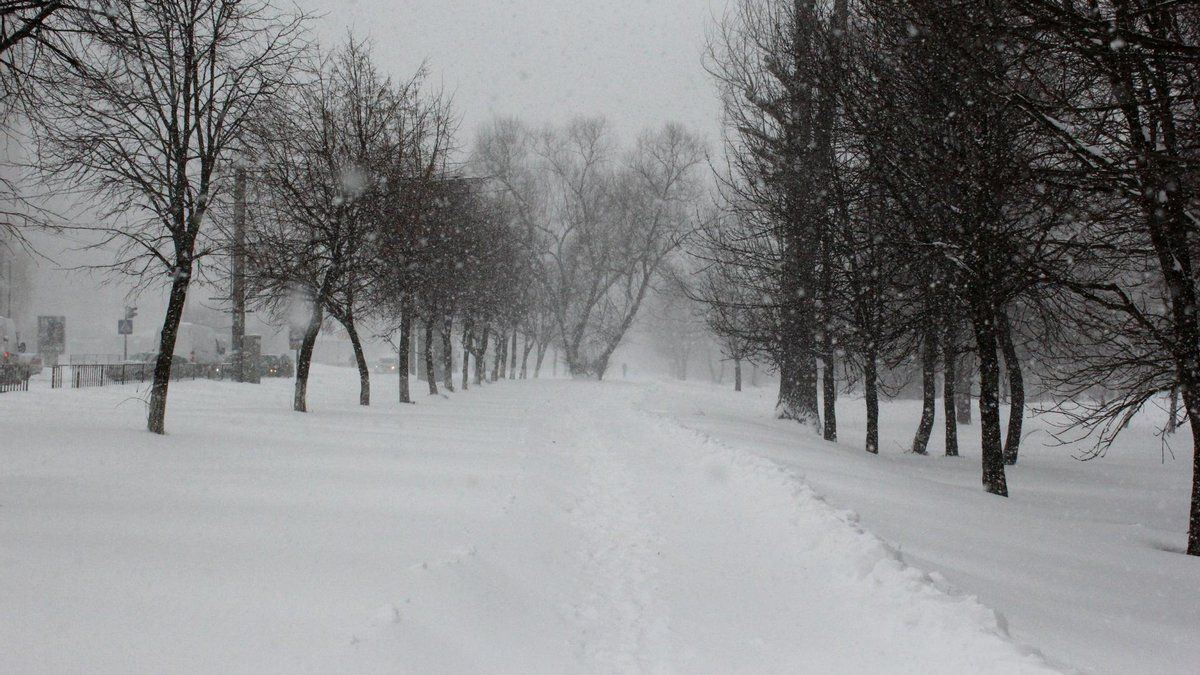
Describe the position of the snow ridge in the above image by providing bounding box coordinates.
[639,395,1060,674]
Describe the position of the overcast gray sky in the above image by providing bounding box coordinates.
[294,0,727,144]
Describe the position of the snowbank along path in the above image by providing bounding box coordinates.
[1,373,1056,673]
[524,381,1055,673]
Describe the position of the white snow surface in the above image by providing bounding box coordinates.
[645,381,1200,674]
[0,368,1180,672]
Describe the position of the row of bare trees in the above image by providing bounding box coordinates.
[473,117,709,379]
[3,1,707,438]
[237,36,568,414]
[703,0,1200,555]
[242,37,453,412]
[241,42,710,413]
[2,3,512,427]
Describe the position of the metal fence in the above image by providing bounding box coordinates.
[50,362,221,389]
[0,364,31,393]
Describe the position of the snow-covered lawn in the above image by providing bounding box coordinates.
[0,367,1188,672]
[647,381,1199,674]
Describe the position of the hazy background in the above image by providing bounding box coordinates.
[292,0,725,140]
[3,0,726,367]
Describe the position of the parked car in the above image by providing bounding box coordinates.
[211,357,236,380]
[0,316,19,362]
[0,364,27,386]
[260,354,294,378]
[374,357,399,374]
[14,352,43,376]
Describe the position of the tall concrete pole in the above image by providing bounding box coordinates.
[232,165,247,382]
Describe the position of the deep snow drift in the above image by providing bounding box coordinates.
[0,368,1186,672]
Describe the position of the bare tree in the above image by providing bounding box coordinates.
[984,0,1200,553]
[476,117,705,379]
[33,0,306,433]
[247,37,454,413]
[706,0,850,431]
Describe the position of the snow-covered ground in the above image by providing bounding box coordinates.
[0,368,1190,672]
[646,381,1200,674]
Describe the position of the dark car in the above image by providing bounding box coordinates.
[260,354,294,378]
[373,357,399,374]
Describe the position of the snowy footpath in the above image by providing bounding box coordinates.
[2,371,1054,673]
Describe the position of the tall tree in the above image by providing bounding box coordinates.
[990,0,1200,553]
[35,0,305,433]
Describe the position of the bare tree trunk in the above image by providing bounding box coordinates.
[424,317,438,396]
[520,335,534,379]
[973,304,1008,497]
[473,324,490,386]
[398,296,413,404]
[411,318,420,377]
[912,325,937,455]
[776,235,820,431]
[777,352,820,428]
[294,301,323,413]
[441,314,455,392]
[956,355,973,423]
[943,325,959,458]
[534,340,547,378]
[593,348,615,380]
[148,269,192,433]
[492,329,505,382]
[1184,387,1200,556]
[822,353,837,442]
[509,331,518,379]
[338,313,370,406]
[864,350,879,454]
[1168,385,1180,433]
[998,311,1023,466]
[462,346,470,391]
[461,319,473,391]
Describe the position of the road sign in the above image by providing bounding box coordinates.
[37,316,65,352]
[288,324,304,351]
[118,319,133,335]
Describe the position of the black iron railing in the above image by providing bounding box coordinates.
[0,364,31,393]
[49,362,217,389]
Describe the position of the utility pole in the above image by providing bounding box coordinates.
[231,164,247,382]
[2,245,12,318]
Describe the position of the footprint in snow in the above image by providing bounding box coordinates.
[349,603,403,646]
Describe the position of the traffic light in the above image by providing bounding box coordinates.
[125,306,138,320]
